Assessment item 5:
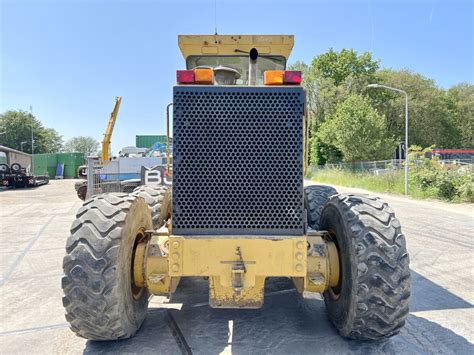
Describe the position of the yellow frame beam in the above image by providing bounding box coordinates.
[168,236,306,279]
[135,233,340,308]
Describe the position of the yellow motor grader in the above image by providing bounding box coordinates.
[62,34,410,341]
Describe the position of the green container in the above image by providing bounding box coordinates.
[33,153,58,176]
[33,165,56,177]
[47,166,57,177]
[63,165,76,178]
[33,152,85,178]
[33,153,58,168]
[136,135,169,149]
[57,153,85,178]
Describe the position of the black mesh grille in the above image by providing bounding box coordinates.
[172,86,305,235]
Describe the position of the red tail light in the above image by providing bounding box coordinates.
[177,70,195,84]
[283,71,302,85]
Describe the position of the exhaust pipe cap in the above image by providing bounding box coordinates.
[250,48,259,61]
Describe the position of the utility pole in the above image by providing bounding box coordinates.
[30,106,35,172]
[31,127,34,154]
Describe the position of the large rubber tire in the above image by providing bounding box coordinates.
[62,193,153,340]
[77,165,87,178]
[304,185,338,229]
[74,181,87,201]
[0,163,10,174]
[121,183,140,194]
[10,163,21,173]
[319,194,410,340]
[132,185,170,229]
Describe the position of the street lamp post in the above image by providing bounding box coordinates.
[30,127,35,173]
[30,106,35,173]
[31,127,34,154]
[367,84,409,195]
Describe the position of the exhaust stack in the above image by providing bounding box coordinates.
[248,48,258,86]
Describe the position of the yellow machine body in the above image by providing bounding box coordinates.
[178,34,294,60]
[134,228,339,308]
[63,33,409,342]
[132,34,339,309]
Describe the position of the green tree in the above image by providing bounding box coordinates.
[290,49,381,164]
[446,83,474,148]
[42,128,64,153]
[293,51,470,164]
[318,94,396,162]
[0,110,63,153]
[372,69,462,148]
[64,136,100,157]
[312,48,380,86]
[312,137,344,165]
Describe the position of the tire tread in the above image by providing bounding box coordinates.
[304,185,338,229]
[132,185,168,229]
[323,193,411,340]
[62,193,141,340]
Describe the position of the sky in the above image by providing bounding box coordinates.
[1,0,473,152]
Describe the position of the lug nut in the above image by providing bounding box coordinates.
[171,263,180,272]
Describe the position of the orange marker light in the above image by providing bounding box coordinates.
[264,71,284,85]
[194,69,214,84]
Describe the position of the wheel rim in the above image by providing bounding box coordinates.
[327,229,343,301]
[131,230,146,300]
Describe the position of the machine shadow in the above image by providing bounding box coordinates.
[410,271,473,312]
[84,271,473,354]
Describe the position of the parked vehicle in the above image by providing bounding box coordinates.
[0,163,49,188]
[63,34,410,342]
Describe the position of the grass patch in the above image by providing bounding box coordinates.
[310,169,406,194]
[309,167,473,203]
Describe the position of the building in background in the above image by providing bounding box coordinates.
[0,145,32,170]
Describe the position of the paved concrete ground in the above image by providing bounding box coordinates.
[0,179,473,354]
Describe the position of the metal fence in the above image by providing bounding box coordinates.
[437,158,474,166]
[86,156,173,198]
[308,158,474,175]
[308,159,405,174]
[87,158,122,197]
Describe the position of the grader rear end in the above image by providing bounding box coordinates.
[62,35,410,342]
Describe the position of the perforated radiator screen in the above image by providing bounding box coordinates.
[172,86,305,235]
